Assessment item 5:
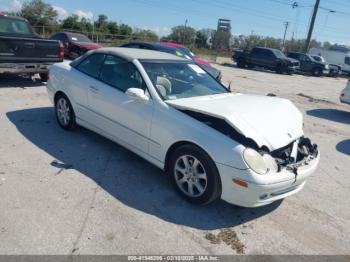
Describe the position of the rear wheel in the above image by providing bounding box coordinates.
[237,59,246,69]
[39,73,48,82]
[55,94,76,130]
[168,144,221,205]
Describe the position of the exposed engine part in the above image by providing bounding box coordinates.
[180,110,261,150]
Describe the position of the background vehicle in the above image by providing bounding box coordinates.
[121,41,221,81]
[160,42,211,66]
[50,32,101,60]
[309,47,350,75]
[233,47,300,74]
[310,55,341,77]
[340,80,350,105]
[0,13,63,81]
[287,52,329,77]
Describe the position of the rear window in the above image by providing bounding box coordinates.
[76,54,105,78]
[0,17,33,36]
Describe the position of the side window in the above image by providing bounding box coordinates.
[99,55,145,92]
[76,54,105,78]
[265,50,274,58]
[345,57,350,65]
[251,48,261,56]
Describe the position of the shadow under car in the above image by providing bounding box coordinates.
[6,107,282,230]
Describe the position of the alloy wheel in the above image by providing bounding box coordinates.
[174,155,208,197]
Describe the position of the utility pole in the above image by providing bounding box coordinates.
[282,21,289,51]
[182,19,188,45]
[304,0,321,52]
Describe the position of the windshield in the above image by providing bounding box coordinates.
[0,17,33,36]
[68,34,92,42]
[180,47,195,58]
[273,49,286,58]
[141,61,228,100]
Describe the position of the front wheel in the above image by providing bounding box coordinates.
[312,67,322,77]
[168,145,222,205]
[55,94,76,130]
[236,59,246,68]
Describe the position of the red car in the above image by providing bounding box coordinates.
[50,32,101,60]
[160,42,212,66]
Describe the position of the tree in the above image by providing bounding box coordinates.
[21,0,58,27]
[119,24,132,35]
[167,25,196,45]
[61,15,81,30]
[107,22,119,35]
[132,29,159,41]
[195,30,207,48]
[212,31,231,50]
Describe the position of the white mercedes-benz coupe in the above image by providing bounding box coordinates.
[47,47,320,207]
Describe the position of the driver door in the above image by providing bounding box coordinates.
[87,54,154,154]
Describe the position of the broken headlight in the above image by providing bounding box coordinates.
[243,148,278,175]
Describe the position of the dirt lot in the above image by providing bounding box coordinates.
[0,65,349,255]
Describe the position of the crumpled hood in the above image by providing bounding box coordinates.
[166,93,304,151]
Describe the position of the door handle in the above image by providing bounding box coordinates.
[89,86,99,92]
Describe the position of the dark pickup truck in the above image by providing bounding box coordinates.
[287,52,330,77]
[233,47,300,74]
[0,13,63,81]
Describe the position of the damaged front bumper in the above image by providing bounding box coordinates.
[217,138,320,207]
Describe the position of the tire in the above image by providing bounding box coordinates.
[247,63,254,69]
[55,94,76,130]
[275,64,285,74]
[39,73,48,82]
[312,67,322,77]
[168,144,221,205]
[69,51,80,60]
[237,59,246,69]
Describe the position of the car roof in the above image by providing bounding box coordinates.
[92,47,188,61]
[0,13,27,21]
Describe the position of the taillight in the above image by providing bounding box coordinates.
[59,42,64,60]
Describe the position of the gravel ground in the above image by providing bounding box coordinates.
[0,65,349,255]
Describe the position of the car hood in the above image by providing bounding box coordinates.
[166,93,304,151]
[284,57,299,64]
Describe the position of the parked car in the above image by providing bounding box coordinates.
[309,47,350,75]
[49,32,101,60]
[121,41,221,81]
[160,42,212,66]
[233,47,300,74]
[287,52,329,77]
[310,55,341,77]
[47,47,320,207]
[0,13,63,81]
[340,80,350,105]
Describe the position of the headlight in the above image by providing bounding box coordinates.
[325,64,329,69]
[243,148,268,175]
[243,148,278,175]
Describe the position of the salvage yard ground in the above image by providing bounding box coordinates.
[0,65,349,254]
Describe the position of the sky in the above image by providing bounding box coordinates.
[1,0,349,44]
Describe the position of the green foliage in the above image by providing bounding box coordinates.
[132,29,159,42]
[20,0,57,26]
[212,31,231,50]
[167,25,196,45]
[195,30,208,48]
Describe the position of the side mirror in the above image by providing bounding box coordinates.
[126,88,149,101]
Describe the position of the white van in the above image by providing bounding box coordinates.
[309,48,350,75]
